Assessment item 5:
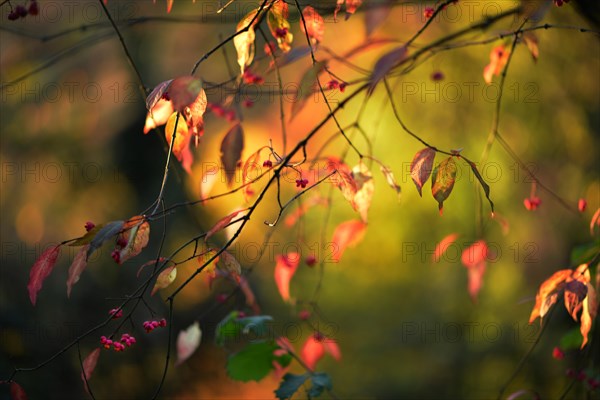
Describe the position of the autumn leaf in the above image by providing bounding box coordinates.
[301,6,324,46]
[241,145,269,202]
[220,124,244,187]
[113,216,150,264]
[166,76,203,113]
[334,0,362,21]
[274,252,300,302]
[379,165,401,199]
[580,282,597,348]
[268,1,293,53]
[433,233,459,263]
[461,240,489,302]
[431,157,457,214]
[137,257,169,278]
[301,334,341,371]
[27,245,61,306]
[368,45,407,95]
[218,251,242,281]
[165,112,192,172]
[331,220,367,262]
[144,98,174,134]
[87,221,124,260]
[590,207,600,236]
[483,45,510,84]
[291,62,326,120]
[68,223,106,247]
[66,245,89,298]
[351,162,374,223]
[522,32,539,62]
[206,209,248,242]
[234,8,259,74]
[529,269,572,323]
[410,148,436,196]
[176,322,202,366]
[151,266,177,296]
[167,0,173,13]
[9,381,27,400]
[184,86,207,134]
[146,79,173,111]
[81,348,101,394]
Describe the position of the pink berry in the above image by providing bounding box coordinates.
[424,7,434,19]
[84,221,95,232]
[158,318,167,327]
[578,198,587,212]
[111,249,121,263]
[275,27,288,38]
[431,71,444,81]
[339,82,347,92]
[305,255,317,267]
[263,160,273,168]
[299,310,311,320]
[552,346,564,360]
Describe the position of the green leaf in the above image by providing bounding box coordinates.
[274,373,309,400]
[431,157,457,214]
[560,327,583,350]
[86,221,124,260]
[226,341,278,382]
[570,241,600,266]
[215,311,241,346]
[215,312,274,345]
[308,372,333,398]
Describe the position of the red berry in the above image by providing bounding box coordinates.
[299,310,311,320]
[552,346,564,360]
[15,5,28,18]
[339,82,347,92]
[109,308,123,319]
[327,80,339,90]
[578,198,587,212]
[588,378,599,390]
[275,27,288,38]
[237,311,246,318]
[28,1,39,15]
[524,196,541,211]
[305,255,317,267]
[431,71,444,81]
[243,99,253,108]
[111,249,121,263]
[8,11,19,20]
[216,293,228,303]
[263,160,273,168]
[424,7,434,19]
[84,221,95,231]
[313,331,324,341]
[158,318,167,327]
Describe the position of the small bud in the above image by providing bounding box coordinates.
[552,346,564,360]
[431,71,444,81]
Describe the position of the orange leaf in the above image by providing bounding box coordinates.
[301,6,324,45]
[234,8,259,74]
[323,339,342,361]
[267,1,293,53]
[334,0,362,21]
[483,45,510,84]
[27,245,61,306]
[581,282,597,348]
[379,165,401,199]
[410,148,436,196]
[331,220,367,262]
[274,252,300,302]
[590,207,600,236]
[461,240,489,302]
[66,245,89,298]
[522,32,539,62]
[114,216,150,264]
[432,233,459,263]
[529,269,572,323]
[151,266,177,296]
[81,348,101,394]
[205,209,248,242]
[165,112,191,165]
[351,162,374,223]
[301,335,324,371]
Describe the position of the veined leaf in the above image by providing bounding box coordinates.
[66,245,89,298]
[410,148,436,196]
[27,245,61,306]
[431,157,457,214]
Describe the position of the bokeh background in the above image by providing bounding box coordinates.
[1,1,599,399]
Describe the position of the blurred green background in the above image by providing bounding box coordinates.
[1,1,599,399]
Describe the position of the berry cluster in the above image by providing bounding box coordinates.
[207,103,236,122]
[523,196,542,211]
[143,319,167,333]
[100,334,136,352]
[262,160,273,168]
[274,27,288,39]
[326,80,347,92]
[242,69,265,85]
[295,178,309,188]
[7,1,38,20]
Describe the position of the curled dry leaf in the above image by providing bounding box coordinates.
[331,220,367,262]
[234,8,259,74]
[28,245,61,306]
[151,266,177,296]
[114,216,150,264]
[274,252,300,302]
[176,322,202,366]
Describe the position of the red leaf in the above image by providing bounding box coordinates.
[205,209,248,242]
[176,322,202,366]
[81,348,101,394]
[220,124,245,187]
[166,76,203,112]
[432,233,459,262]
[323,339,342,361]
[431,157,457,214]
[66,245,89,298]
[368,45,408,95]
[27,245,61,306]
[301,336,324,371]
[301,6,324,45]
[274,252,300,302]
[9,381,27,400]
[331,220,367,262]
[460,240,488,269]
[410,148,436,196]
[167,0,174,13]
